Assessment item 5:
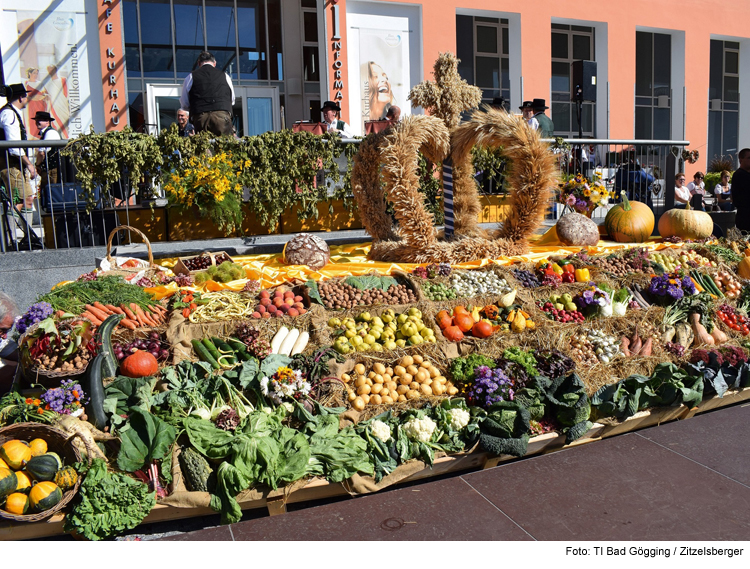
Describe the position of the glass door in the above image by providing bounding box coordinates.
[239,86,280,136]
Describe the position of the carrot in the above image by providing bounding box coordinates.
[121,304,137,321]
[85,304,109,321]
[93,302,115,315]
[81,311,103,326]
[131,303,147,327]
[119,318,138,330]
[108,305,125,315]
[55,310,67,319]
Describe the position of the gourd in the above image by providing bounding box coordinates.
[0,440,32,470]
[604,193,655,243]
[85,353,109,431]
[96,313,125,378]
[442,325,464,342]
[121,350,159,378]
[0,467,18,498]
[29,438,48,457]
[54,466,79,491]
[471,320,494,339]
[3,492,29,515]
[437,313,453,330]
[178,447,216,493]
[657,202,713,240]
[0,458,8,470]
[14,470,32,494]
[28,481,63,513]
[24,453,62,482]
[738,257,750,279]
[453,312,474,333]
[689,313,715,346]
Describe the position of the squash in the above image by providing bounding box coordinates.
[442,325,464,342]
[95,313,125,378]
[84,353,109,431]
[29,438,48,458]
[14,470,32,494]
[28,481,63,513]
[657,202,714,240]
[0,440,32,470]
[436,313,453,330]
[738,257,750,280]
[604,193,655,243]
[54,466,79,491]
[453,312,474,333]
[0,458,8,470]
[0,467,18,498]
[3,492,29,515]
[471,320,494,339]
[24,453,62,482]
[121,350,159,378]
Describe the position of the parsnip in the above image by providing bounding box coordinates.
[271,326,290,354]
[279,328,300,356]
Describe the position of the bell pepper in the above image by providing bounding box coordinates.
[551,263,563,275]
[562,264,575,274]
[575,268,590,282]
[562,272,575,283]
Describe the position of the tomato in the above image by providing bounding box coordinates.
[182,308,191,318]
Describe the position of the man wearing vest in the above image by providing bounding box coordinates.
[321,101,354,138]
[531,98,555,138]
[179,51,235,137]
[0,84,36,211]
[33,111,61,195]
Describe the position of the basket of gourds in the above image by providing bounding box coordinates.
[0,422,88,522]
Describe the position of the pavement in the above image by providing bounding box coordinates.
[154,401,750,542]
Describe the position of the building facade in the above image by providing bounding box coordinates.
[1,0,749,170]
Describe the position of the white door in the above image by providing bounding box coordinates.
[145,84,280,136]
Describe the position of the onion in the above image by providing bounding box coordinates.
[149,342,160,351]
[150,332,160,341]
[150,350,160,359]
[159,349,170,360]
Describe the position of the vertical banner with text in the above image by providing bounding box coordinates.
[99,0,126,130]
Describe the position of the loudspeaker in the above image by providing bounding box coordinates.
[571,60,597,102]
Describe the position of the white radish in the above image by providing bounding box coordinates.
[271,326,290,354]
[279,328,300,356]
[290,331,309,356]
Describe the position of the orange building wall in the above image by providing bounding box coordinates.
[98,0,127,131]
[327,0,750,171]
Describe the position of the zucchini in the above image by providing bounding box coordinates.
[84,353,109,430]
[192,339,220,370]
[702,274,724,297]
[226,338,249,354]
[202,338,222,361]
[95,313,125,378]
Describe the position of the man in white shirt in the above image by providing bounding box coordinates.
[321,101,354,138]
[33,111,61,194]
[519,101,539,130]
[179,51,236,137]
[0,84,36,211]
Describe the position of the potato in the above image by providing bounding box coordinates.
[394,365,406,377]
[415,370,429,383]
[447,386,459,396]
[409,381,420,391]
[354,363,366,375]
[412,354,424,365]
[341,373,351,383]
[405,389,420,400]
[371,383,383,395]
[420,384,433,396]
[397,394,407,403]
[354,376,367,388]
[428,366,440,378]
[432,382,444,396]
[406,364,419,376]
[403,373,413,384]
[348,389,357,401]
[370,394,382,405]
[383,375,393,385]
[352,397,365,411]
[386,381,398,392]
[380,388,390,397]
[381,395,394,405]
[368,371,377,379]
[386,367,394,376]
[361,393,371,404]
[398,374,412,386]
[357,384,372,396]
[401,355,414,367]
[397,384,410,395]
[374,374,384,384]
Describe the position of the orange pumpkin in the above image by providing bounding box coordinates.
[471,320,494,339]
[3,492,29,515]
[604,193,655,243]
[453,305,470,316]
[0,440,31,470]
[29,439,48,458]
[436,310,451,322]
[443,325,464,342]
[453,312,475,333]
[437,314,453,330]
[120,350,159,378]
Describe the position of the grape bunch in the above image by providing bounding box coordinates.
[113,331,170,362]
[537,301,585,323]
[421,281,457,301]
[512,269,541,288]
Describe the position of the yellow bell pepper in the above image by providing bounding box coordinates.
[574,268,590,283]
[551,263,563,275]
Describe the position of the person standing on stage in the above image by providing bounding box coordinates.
[179,51,235,137]
[0,84,36,211]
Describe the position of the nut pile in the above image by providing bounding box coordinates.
[343,355,458,410]
[181,255,213,271]
[318,281,416,309]
[450,270,513,297]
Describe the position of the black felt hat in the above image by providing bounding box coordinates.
[32,111,55,122]
[531,98,549,110]
[519,100,533,110]
[321,100,341,112]
[3,83,27,101]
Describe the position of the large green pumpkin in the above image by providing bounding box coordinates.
[25,453,62,482]
[604,193,655,243]
[0,467,18,498]
[658,202,714,240]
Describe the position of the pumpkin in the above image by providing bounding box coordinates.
[55,466,79,491]
[471,320,494,339]
[436,310,451,323]
[14,470,32,494]
[121,350,159,378]
[738,257,750,280]
[604,193,655,243]
[28,481,63,513]
[0,458,8,470]
[283,233,331,270]
[3,492,29,515]
[29,438,48,458]
[453,312,475,333]
[0,440,32,470]
[443,325,464,342]
[453,305,470,316]
[0,467,18,498]
[25,453,62,482]
[436,313,453,330]
[657,202,714,240]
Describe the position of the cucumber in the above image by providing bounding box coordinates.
[202,338,223,361]
[192,339,220,370]
[226,338,248,354]
[84,353,109,430]
[95,313,125,378]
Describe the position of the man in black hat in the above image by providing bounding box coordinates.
[531,98,554,138]
[33,111,61,194]
[0,84,36,211]
[321,101,354,137]
[519,100,539,130]
[179,51,235,137]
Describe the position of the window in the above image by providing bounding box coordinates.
[707,40,739,162]
[635,31,671,140]
[455,15,510,106]
[173,0,205,77]
[138,0,175,79]
[550,24,595,138]
[302,0,320,120]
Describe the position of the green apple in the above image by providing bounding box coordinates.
[328,317,342,328]
[400,322,418,337]
[420,327,433,338]
[344,329,357,339]
[408,307,422,318]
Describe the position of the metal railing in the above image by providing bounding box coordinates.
[0,136,695,253]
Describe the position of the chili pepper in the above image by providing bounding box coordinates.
[575,268,590,282]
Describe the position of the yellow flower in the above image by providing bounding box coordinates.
[583,188,592,197]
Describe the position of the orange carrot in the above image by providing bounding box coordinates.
[93,302,115,315]
[81,311,103,326]
[109,305,125,315]
[85,304,109,321]
[131,303,147,327]
[121,304,137,321]
[119,318,138,330]
[55,310,67,318]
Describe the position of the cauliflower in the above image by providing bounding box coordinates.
[402,416,437,443]
[370,420,392,443]
[447,407,471,431]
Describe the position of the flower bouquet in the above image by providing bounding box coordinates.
[260,366,311,406]
[647,273,697,305]
[466,365,514,408]
[558,173,611,216]
[574,284,613,318]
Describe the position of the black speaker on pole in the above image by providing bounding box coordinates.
[571,60,597,102]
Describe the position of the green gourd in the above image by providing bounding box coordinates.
[55,466,79,491]
[28,481,63,513]
[0,467,18,498]
[84,353,108,430]
[24,453,62,482]
[95,313,125,378]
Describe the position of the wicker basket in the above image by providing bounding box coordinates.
[0,422,89,522]
[100,225,164,282]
